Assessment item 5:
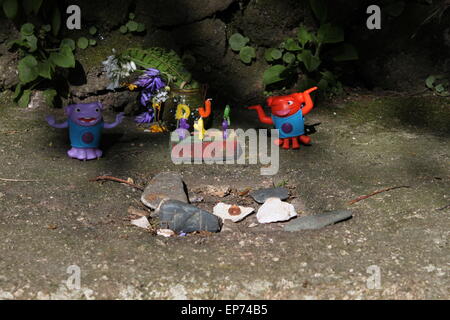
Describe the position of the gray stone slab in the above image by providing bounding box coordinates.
[249,187,289,204]
[284,210,353,231]
[141,172,188,209]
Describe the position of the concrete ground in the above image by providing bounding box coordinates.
[0,92,448,299]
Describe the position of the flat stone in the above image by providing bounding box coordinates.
[249,187,289,204]
[156,199,221,233]
[141,172,188,210]
[284,210,353,231]
[256,197,297,224]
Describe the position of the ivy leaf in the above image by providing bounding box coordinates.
[43,89,57,107]
[330,43,359,61]
[77,37,89,49]
[264,48,282,62]
[31,0,43,14]
[309,0,328,23]
[89,39,97,46]
[129,12,135,20]
[119,25,128,34]
[20,23,35,36]
[297,25,313,47]
[285,38,302,51]
[50,45,75,68]
[283,52,296,64]
[24,35,38,52]
[136,23,146,32]
[18,55,39,84]
[435,84,445,93]
[317,24,344,44]
[3,0,18,19]
[263,64,287,85]
[425,75,435,89]
[89,26,97,35]
[51,7,61,36]
[18,89,32,108]
[239,46,256,64]
[229,33,249,51]
[13,83,22,100]
[126,20,138,32]
[37,60,52,79]
[297,50,321,72]
[60,38,75,51]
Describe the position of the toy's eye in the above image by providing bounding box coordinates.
[95,108,99,112]
[287,101,294,105]
[76,108,81,112]
[300,103,305,108]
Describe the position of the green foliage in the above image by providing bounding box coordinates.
[262,0,359,96]
[425,75,450,96]
[229,32,256,64]
[9,22,76,107]
[121,47,196,88]
[77,37,89,49]
[120,12,146,34]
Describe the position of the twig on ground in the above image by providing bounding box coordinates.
[349,185,411,205]
[436,204,450,211]
[0,178,39,182]
[89,176,144,191]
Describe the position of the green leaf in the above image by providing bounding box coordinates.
[284,38,302,51]
[37,60,52,79]
[60,38,75,51]
[318,78,329,90]
[24,35,37,52]
[89,26,97,35]
[425,75,435,88]
[283,52,296,64]
[43,89,57,107]
[309,0,327,23]
[3,0,18,19]
[297,50,321,72]
[386,1,405,17]
[42,24,51,32]
[31,0,42,14]
[49,45,75,68]
[119,25,128,34]
[13,83,22,100]
[435,84,445,93]
[89,39,97,46]
[129,12,135,20]
[330,43,359,61]
[239,46,256,64]
[265,48,282,62]
[263,64,287,85]
[229,33,249,51]
[136,23,146,32]
[77,37,89,49]
[51,7,61,36]
[126,20,138,32]
[18,55,39,84]
[18,89,31,108]
[20,23,35,36]
[22,0,34,15]
[317,24,344,44]
[297,25,313,47]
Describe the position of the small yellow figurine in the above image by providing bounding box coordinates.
[194,117,205,140]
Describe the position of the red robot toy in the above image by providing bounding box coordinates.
[248,87,318,149]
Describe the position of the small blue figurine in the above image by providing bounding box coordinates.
[45,102,124,160]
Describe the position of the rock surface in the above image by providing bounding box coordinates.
[212,203,254,223]
[156,199,221,233]
[256,198,297,224]
[141,172,188,210]
[250,187,289,204]
[284,210,353,231]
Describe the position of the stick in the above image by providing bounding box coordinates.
[0,178,39,182]
[89,176,144,191]
[349,185,411,205]
[436,204,450,211]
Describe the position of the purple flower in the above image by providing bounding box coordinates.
[134,110,154,124]
[134,68,166,93]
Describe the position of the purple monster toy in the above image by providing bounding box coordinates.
[45,102,124,160]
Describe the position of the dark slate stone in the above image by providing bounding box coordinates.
[284,210,353,231]
[249,187,289,204]
[157,200,221,233]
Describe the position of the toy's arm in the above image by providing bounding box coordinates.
[247,105,273,125]
[198,99,211,118]
[104,112,125,129]
[301,86,318,116]
[45,115,68,129]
